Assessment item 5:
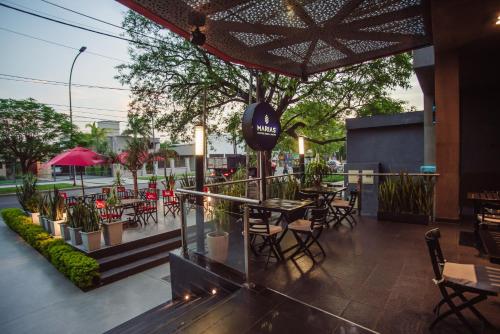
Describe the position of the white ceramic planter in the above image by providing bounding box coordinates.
[102,221,123,246]
[30,212,40,225]
[68,227,82,245]
[48,219,65,237]
[80,230,101,252]
[206,231,229,263]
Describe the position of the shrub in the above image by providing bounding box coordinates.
[1,208,100,289]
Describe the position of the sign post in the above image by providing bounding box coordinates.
[242,102,281,201]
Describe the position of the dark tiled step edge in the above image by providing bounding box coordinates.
[99,251,171,285]
[105,293,230,334]
[87,228,181,259]
[98,237,182,271]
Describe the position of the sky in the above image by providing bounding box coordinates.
[0,0,424,137]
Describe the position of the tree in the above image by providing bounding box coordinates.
[85,122,109,153]
[0,98,75,173]
[116,11,413,145]
[122,112,151,139]
[121,137,150,196]
[155,142,177,180]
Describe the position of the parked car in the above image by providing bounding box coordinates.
[327,159,342,172]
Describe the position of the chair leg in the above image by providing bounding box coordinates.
[430,293,486,334]
[457,292,492,327]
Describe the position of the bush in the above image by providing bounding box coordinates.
[1,208,100,289]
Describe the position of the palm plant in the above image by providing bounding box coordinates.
[85,122,109,153]
[81,204,100,232]
[113,170,124,187]
[123,136,150,196]
[67,200,86,228]
[306,154,330,186]
[46,187,65,221]
[16,173,39,212]
[155,143,177,180]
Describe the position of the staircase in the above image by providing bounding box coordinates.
[88,229,182,285]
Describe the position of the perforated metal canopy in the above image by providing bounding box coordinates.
[117,0,432,77]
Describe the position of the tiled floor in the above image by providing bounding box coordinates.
[250,217,500,334]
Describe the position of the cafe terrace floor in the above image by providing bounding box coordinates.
[248,217,500,334]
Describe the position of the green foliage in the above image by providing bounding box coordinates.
[1,209,99,288]
[85,122,109,154]
[378,173,435,216]
[148,175,157,183]
[113,170,124,187]
[306,154,330,186]
[81,205,100,233]
[117,11,413,145]
[179,171,195,189]
[0,98,76,173]
[46,187,65,221]
[67,200,86,228]
[16,173,39,212]
[269,175,300,200]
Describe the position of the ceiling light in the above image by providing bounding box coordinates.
[211,288,217,295]
[184,294,190,301]
[496,15,500,25]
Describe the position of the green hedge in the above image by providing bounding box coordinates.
[1,208,99,289]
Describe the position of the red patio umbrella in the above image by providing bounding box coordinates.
[45,147,106,196]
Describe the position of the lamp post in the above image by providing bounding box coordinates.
[69,46,86,185]
[298,136,305,184]
[194,124,205,252]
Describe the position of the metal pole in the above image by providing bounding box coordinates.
[69,46,86,186]
[179,194,188,256]
[195,153,204,253]
[357,172,362,215]
[299,154,305,184]
[260,151,266,201]
[243,204,254,288]
[151,113,156,176]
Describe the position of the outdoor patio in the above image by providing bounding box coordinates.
[250,217,500,334]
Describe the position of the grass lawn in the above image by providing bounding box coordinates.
[0,183,78,195]
[323,174,344,183]
[138,173,194,181]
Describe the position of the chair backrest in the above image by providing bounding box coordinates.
[102,187,111,194]
[425,228,446,281]
[348,191,358,207]
[163,189,174,198]
[59,192,68,199]
[117,186,126,192]
[95,199,106,209]
[248,213,270,235]
[146,191,158,201]
[309,207,328,228]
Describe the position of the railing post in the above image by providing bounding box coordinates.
[179,194,188,256]
[243,204,254,289]
[357,172,362,215]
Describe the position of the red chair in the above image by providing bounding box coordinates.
[102,187,111,195]
[135,192,158,225]
[162,190,179,217]
[60,192,77,207]
[116,186,132,199]
[95,199,121,223]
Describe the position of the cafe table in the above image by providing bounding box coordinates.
[116,198,147,226]
[301,185,347,223]
[249,198,313,255]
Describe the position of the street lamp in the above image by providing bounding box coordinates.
[194,124,204,191]
[298,136,305,183]
[69,46,86,185]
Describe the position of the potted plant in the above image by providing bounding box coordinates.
[206,201,230,263]
[46,188,66,237]
[167,172,176,191]
[377,173,435,225]
[38,194,51,232]
[80,205,101,252]
[15,173,40,224]
[113,170,124,187]
[306,154,330,186]
[67,201,85,246]
[148,175,157,189]
[102,187,124,246]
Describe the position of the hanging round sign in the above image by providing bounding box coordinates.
[242,101,281,151]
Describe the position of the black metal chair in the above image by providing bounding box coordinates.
[288,207,328,262]
[425,228,498,334]
[332,190,358,228]
[135,191,158,225]
[248,212,283,267]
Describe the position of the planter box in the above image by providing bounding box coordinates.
[59,223,70,241]
[207,231,229,263]
[68,227,82,246]
[48,219,66,237]
[80,230,101,252]
[30,212,40,225]
[377,211,430,225]
[102,221,123,246]
[41,216,51,234]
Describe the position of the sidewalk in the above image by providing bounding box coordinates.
[0,176,149,189]
[0,218,172,334]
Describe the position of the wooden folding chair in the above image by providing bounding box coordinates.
[248,213,283,267]
[425,228,499,334]
[135,191,158,225]
[162,189,180,217]
[332,190,358,228]
[95,199,121,224]
[288,207,327,262]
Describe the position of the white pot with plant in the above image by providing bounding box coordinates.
[15,173,41,225]
[80,204,102,252]
[46,188,66,237]
[206,201,230,263]
[67,201,86,245]
[102,187,123,246]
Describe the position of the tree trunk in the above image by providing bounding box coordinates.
[132,170,138,197]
